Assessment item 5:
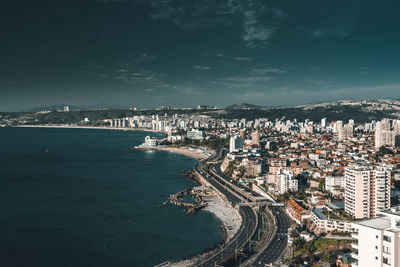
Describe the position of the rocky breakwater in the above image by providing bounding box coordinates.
[169,188,208,214]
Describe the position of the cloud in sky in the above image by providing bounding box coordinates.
[193,65,211,71]
[311,16,353,39]
[2,0,400,111]
[243,10,274,48]
[147,0,280,48]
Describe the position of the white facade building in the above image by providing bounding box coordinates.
[376,119,396,148]
[187,129,205,140]
[345,164,391,219]
[144,136,157,147]
[229,136,244,152]
[351,206,400,267]
[277,170,298,195]
[310,208,355,235]
[325,176,345,191]
[338,124,354,141]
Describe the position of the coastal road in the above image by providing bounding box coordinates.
[251,206,291,266]
[192,149,291,267]
[193,157,258,267]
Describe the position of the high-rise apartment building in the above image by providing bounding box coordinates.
[277,170,298,195]
[251,131,260,146]
[351,206,400,267]
[345,164,391,219]
[321,118,327,128]
[375,119,396,149]
[338,124,354,141]
[229,136,244,152]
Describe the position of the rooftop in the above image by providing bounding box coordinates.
[356,216,391,230]
[325,201,345,210]
[313,208,328,220]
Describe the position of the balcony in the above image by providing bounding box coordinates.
[351,232,358,239]
[351,242,358,250]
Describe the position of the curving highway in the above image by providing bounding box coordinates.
[251,206,291,266]
[193,157,258,267]
[188,149,290,267]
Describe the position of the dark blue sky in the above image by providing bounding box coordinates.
[1,0,400,111]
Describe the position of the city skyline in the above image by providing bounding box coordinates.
[1,0,400,111]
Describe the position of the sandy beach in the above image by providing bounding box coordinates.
[155,147,210,160]
[202,194,242,241]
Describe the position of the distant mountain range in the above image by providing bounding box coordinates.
[13,99,400,124]
[218,99,400,122]
[226,103,264,109]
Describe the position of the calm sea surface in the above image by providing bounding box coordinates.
[0,127,222,267]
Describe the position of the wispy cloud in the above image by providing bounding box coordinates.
[146,1,283,48]
[243,10,274,48]
[114,69,170,89]
[193,65,212,71]
[135,53,157,64]
[174,86,204,95]
[233,56,253,61]
[213,73,273,88]
[252,65,286,75]
[303,79,334,86]
[311,16,353,39]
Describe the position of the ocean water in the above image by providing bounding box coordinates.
[0,127,222,267]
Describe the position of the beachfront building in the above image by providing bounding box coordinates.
[345,163,391,219]
[351,206,400,267]
[144,136,157,147]
[187,129,205,140]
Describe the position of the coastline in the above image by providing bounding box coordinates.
[169,191,241,267]
[13,124,164,134]
[154,147,210,161]
[15,124,239,266]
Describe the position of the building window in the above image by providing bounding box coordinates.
[383,246,391,255]
[383,257,390,265]
[376,246,378,249]
[383,235,391,242]
[376,235,379,238]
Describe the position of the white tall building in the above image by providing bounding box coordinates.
[345,164,391,219]
[333,120,343,133]
[277,170,298,195]
[229,136,244,152]
[321,118,327,128]
[338,124,354,141]
[351,206,400,267]
[375,119,396,149]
